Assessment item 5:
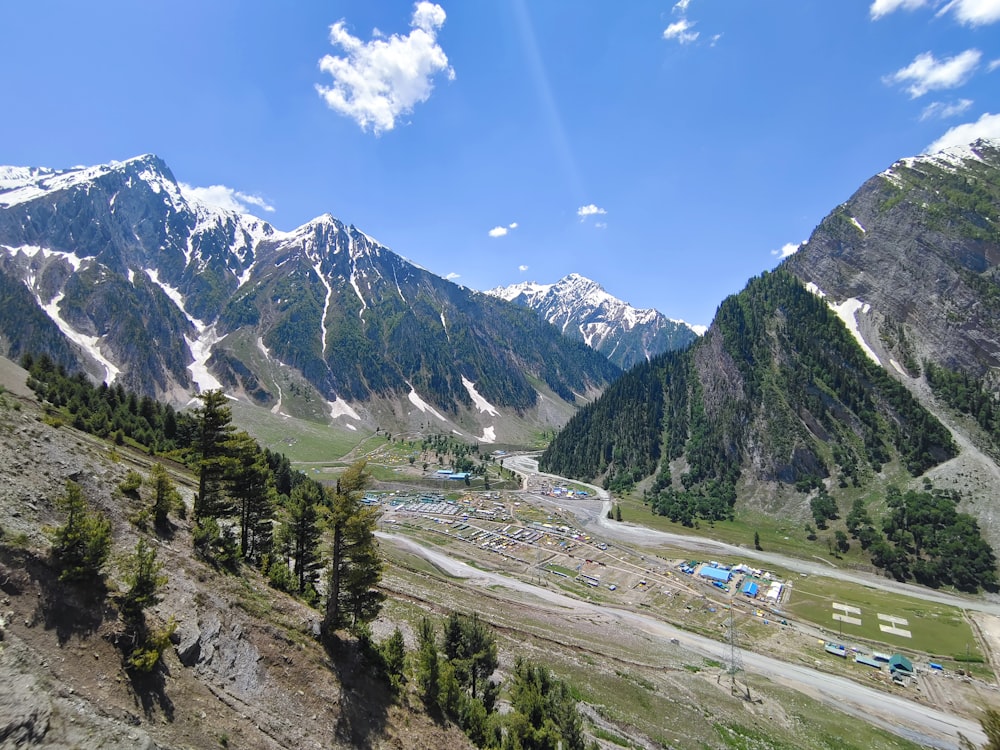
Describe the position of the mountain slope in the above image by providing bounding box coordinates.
[0,156,619,442]
[783,139,1000,379]
[541,269,956,505]
[540,140,1000,561]
[487,273,701,370]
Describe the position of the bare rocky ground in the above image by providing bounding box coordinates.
[0,362,472,750]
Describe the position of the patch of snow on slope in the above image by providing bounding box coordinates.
[255,337,291,415]
[830,298,881,365]
[478,426,496,444]
[850,217,866,233]
[0,165,53,191]
[689,324,708,336]
[890,359,908,376]
[805,282,827,298]
[144,271,222,392]
[393,266,406,303]
[581,321,611,348]
[487,280,553,302]
[806,283,880,363]
[271,382,285,416]
[329,398,361,422]
[313,261,333,357]
[349,270,367,319]
[40,290,120,383]
[145,269,189,315]
[187,326,224,392]
[407,384,447,422]
[7,244,85,271]
[462,377,500,416]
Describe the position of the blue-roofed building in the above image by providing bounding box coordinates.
[855,655,883,669]
[741,581,759,597]
[448,472,471,480]
[699,566,732,584]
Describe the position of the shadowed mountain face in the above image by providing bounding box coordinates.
[0,155,619,439]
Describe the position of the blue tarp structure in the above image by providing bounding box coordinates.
[742,581,759,597]
[699,566,731,583]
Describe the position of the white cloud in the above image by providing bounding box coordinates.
[663,19,699,44]
[925,111,1000,152]
[488,222,518,238]
[920,98,974,120]
[315,2,455,134]
[179,183,275,214]
[870,0,1000,24]
[577,204,607,218]
[673,0,693,11]
[445,271,460,280]
[939,0,1000,25]
[989,58,1000,72]
[771,241,805,259]
[594,222,608,230]
[884,49,981,97]
[870,0,929,20]
[518,264,529,272]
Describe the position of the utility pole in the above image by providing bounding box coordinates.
[719,605,751,701]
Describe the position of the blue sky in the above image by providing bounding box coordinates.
[1,1,999,329]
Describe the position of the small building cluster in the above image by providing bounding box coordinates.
[680,561,786,606]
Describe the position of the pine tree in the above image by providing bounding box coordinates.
[323,461,384,637]
[227,431,275,563]
[50,480,112,583]
[416,616,441,707]
[149,462,182,529]
[192,389,235,520]
[380,627,407,689]
[120,536,167,622]
[280,481,323,595]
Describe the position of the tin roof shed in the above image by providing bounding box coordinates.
[699,566,732,583]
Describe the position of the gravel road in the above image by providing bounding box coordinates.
[378,531,986,749]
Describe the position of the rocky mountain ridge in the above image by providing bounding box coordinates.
[487,273,701,370]
[0,155,619,444]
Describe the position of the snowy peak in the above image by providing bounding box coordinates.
[0,154,621,442]
[882,137,999,187]
[487,274,700,370]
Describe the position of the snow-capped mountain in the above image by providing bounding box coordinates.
[0,155,619,441]
[487,273,701,370]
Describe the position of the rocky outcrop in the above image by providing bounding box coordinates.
[784,139,1000,377]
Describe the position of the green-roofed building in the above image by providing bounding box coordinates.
[889,654,913,675]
